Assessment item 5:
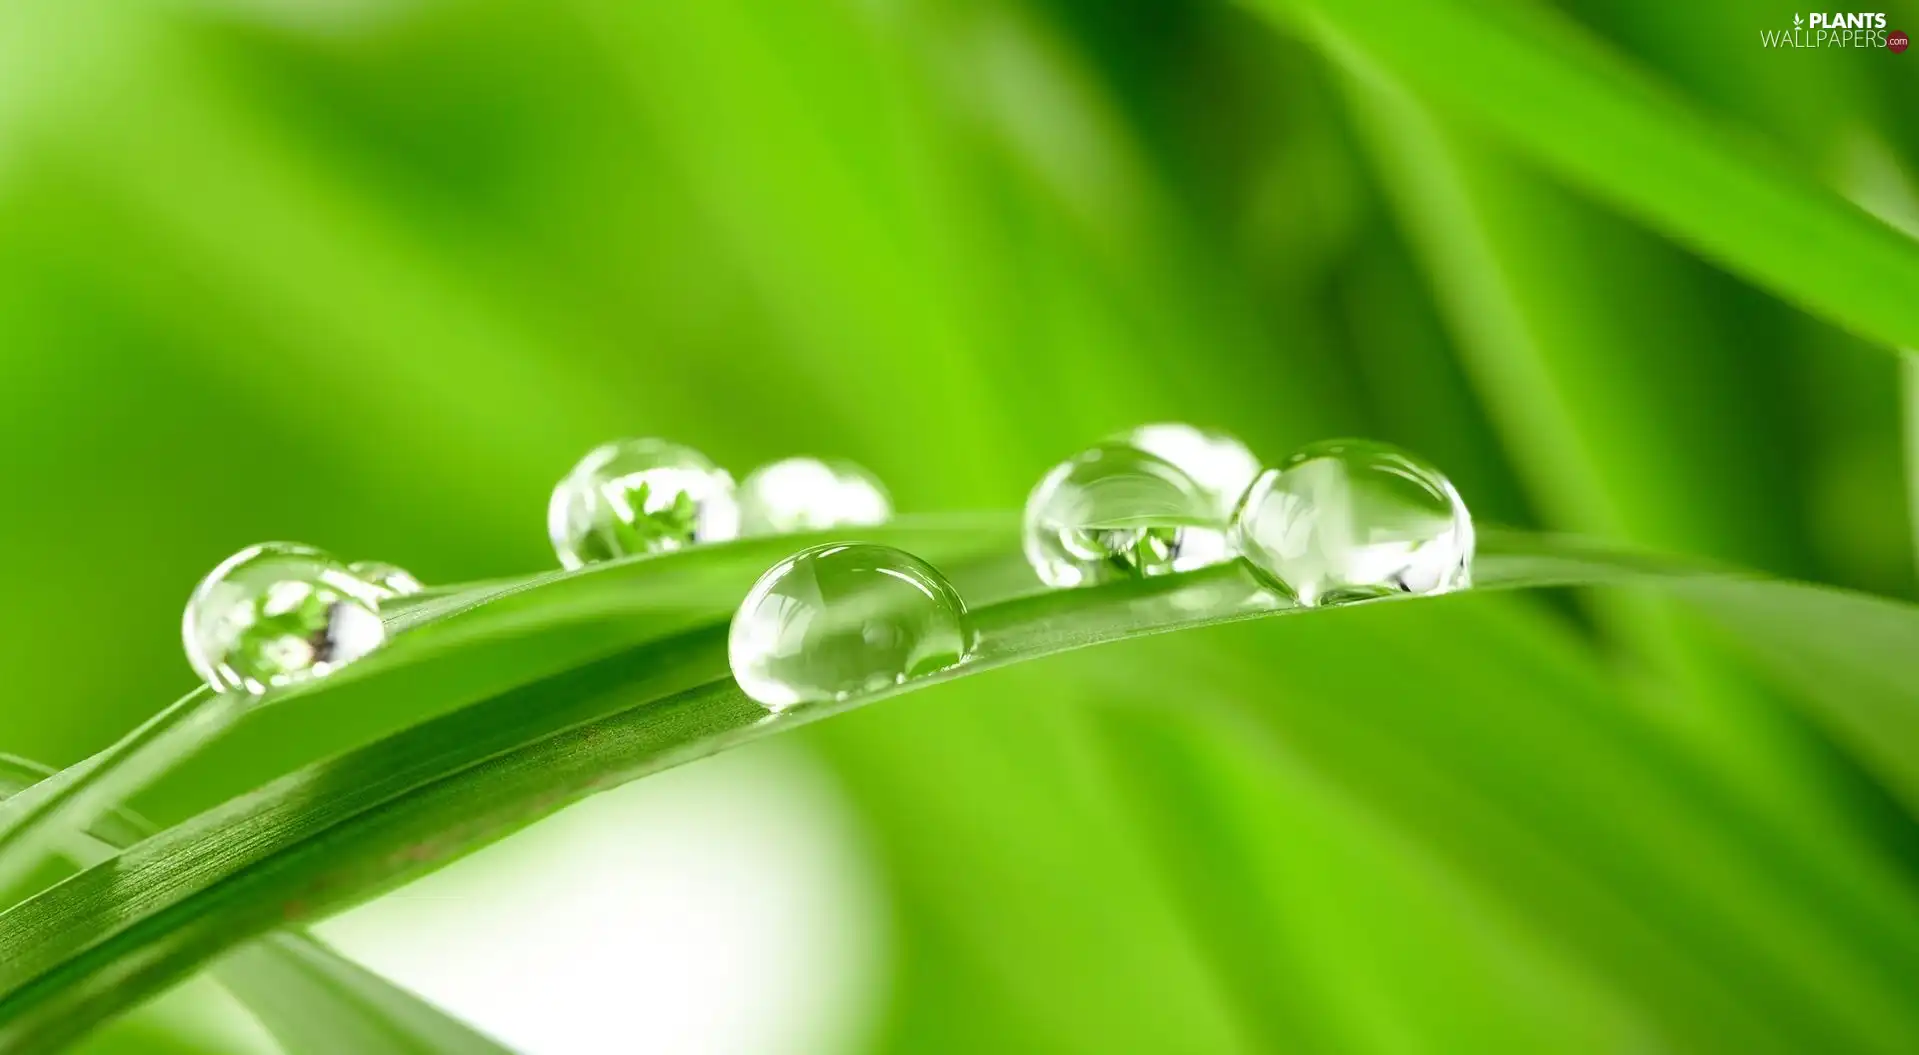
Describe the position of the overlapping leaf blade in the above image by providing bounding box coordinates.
[1255,0,1919,350]
[0,529,1913,1050]
[0,757,511,1055]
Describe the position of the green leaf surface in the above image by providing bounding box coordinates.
[0,757,511,1055]
[0,527,1912,1050]
[0,516,1016,903]
[210,941,510,1055]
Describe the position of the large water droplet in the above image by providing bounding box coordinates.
[729,543,974,712]
[549,439,740,569]
[737,457,892,536]
[183,542,387,695]
[1121,423,1261,515]
[1023,443,1226,588]
[349,560,424,599]
[1231,439,1473,607]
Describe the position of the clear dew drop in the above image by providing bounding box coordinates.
[1120,423,1262,516]
[348,560,425,599]
[729,543,975,712]
[548,438,740,569]
[737,457,892,536]
[183,542,387,695]
[1231,439,1473,607]
[1023,443,1227,588]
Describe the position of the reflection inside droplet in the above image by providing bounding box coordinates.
[1023,443,1228,588]
[548,439,740,568]
[183,542,388,695]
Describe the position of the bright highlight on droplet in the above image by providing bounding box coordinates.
[1023,443,1226,588]
[549,439,740,569]
[349,560,425,599]
[737,457,892,536]
[183,542,388,695]
[1231,439,1473,607]
[729,543,975,712]
[1120,423,1261,515]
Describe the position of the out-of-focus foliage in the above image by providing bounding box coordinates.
[1,0,1916,1050]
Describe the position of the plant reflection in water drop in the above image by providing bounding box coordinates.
[548,439,740,568]
[183,543,388,695]
[1023,443,1228,588]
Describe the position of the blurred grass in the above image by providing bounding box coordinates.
[0,0,1916,1050]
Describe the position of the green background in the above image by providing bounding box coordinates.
[3,0,1918,1050]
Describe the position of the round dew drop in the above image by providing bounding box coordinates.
[548,438,740,569]
[183,542,388,695]
[729,543,975,712]
[1231,439,1473,607]
[1120,423,1261,516]
[1023,443,1227,588]
[349,560,425,599]
[737,457,892,536]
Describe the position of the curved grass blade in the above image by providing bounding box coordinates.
[0,757,512,1055]
[0,690,234,900]
[210,941,512,1055]
[1255,0,1919,352]
[0,516,1017,912]
[1673,575,1919,815]
[0,530,1911,1049]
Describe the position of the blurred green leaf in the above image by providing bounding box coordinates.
[1681,577,1919,814]
[1255,0,1919,351]
[210,941,510,1055]
[1338,70,1895,943]
[822,564,1919,1054]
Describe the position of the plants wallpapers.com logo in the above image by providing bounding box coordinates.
[1762,11,1908,48]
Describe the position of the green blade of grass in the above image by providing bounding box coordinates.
[1074,604,1918,1052]
[1248,0,1919,352]
[210,941,510,1055]
[0,757,511,1055]
[1908,353,1919,571]
[0,529,1912,1049]
[820,557,1919,1053]
[0,692,233,904]
[1835,141,1919,575]
[0,515,1017,910]
[1335,71,1916,961]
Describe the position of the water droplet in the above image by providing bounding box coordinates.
[737,457,892,536]
[349,560,425,599]
[1023,443,1226,588]
[1231,439,1472,607]
[183,543,387,695]
[548,439,740,568]
[1120,423,1261,515]
[729,543,974,712]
